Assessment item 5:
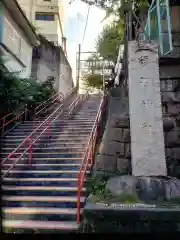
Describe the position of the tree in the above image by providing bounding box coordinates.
[80,0,149,33]
[83,73,103,90]
[96,23,122,62]
[0,57,55,117]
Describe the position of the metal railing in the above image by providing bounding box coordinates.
[1,88,77,179]
[139,0,172,55]
[0,89,77,138]
[76,94,106,224]
[0,105,28,137]
[1,103,64,179]
[35,92,64,116]
[68,92,89,115]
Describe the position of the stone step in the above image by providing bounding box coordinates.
[3,137,89,142]
[3,177,79,182]
[3,220,79,232]
[3,207,78,215]
[20,122,94,127]
[2,195,86,208]
[2,170,84,174]
[2,151,84,156]
[2,185,85,197]
[3,157,83,161]
[6,133,90,138]
[2,170,89,178]
[22,120,95,124]
[2,163,88,171]
[2,177,81,187]
[14,126,93,131]
[3,207,81,222]
[3,146,86,151]
[2,147,85,153]
[4,133,89,138]
[2,185,85,192]
[11,128,92,133]
[3,139,87,144]
[3,195,85,202]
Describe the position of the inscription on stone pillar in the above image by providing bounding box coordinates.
[128,41,167,176]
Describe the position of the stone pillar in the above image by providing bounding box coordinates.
[128,41,167,176]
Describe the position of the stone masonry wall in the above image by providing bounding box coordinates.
[94,87,131,176]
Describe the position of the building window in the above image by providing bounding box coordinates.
[35,13,55,21]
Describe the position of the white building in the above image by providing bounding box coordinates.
[17,0,64,47]
[0,0,39,78]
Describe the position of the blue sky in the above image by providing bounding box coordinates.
[63,0,105,51]
[62,0,105,81]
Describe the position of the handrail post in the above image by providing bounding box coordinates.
[28,139,33,165]
[24,104,27,121]
[1,116,5,149]
[48,121,52,138]
[89,141,93,166]
[2,116,5,138]
[77,174,81,224]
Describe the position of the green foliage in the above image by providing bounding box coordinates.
[96,23,122,61]
[86,175,139,204]
[0,57,55,116]
[85,175,109,195]
[83,73,103,90]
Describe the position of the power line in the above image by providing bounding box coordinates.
[81,4,91,46]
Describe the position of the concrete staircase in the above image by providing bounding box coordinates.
[2,94,102,233]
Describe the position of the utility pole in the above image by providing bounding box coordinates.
[77,44,81,93]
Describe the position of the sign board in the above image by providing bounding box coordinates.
[83,60,114,69]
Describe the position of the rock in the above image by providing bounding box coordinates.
[105,175,180,203]
[106,175,137,196]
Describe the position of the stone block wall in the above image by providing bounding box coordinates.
[160,62,180,177]
[94,87,131,176]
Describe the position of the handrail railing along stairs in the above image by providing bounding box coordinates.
[0,89,76,138]
[1,88,81,179]
[76,93,107,224]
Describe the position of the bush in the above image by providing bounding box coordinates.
[83,73,103,90]
[0,58,55,117]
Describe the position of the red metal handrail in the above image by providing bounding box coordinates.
[1,87,78,179]
[0,105,28,137]
[1,103,64,179]
[76,94,106,224]
[0,92,65,138]
[68,92,89,115]
[35,92,64,116]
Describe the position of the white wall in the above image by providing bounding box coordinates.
[2,8,33,77]
[17,0,63,46]
[59,61,72,97]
